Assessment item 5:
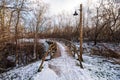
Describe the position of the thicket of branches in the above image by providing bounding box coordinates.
[38,0,120,44]
[85,0,120,45]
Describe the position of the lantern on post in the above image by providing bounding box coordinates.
[73,11,78,16]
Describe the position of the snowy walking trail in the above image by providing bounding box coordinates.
[0,41,119,80]
[31,43,92,80]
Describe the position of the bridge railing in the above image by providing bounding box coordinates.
[50,38,83,68]
[38,41,58,72]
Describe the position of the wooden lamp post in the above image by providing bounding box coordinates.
[73,4,83,68]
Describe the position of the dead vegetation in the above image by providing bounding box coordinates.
[90,43,120,65]
[0,42,45,73]
[91,48,120,58]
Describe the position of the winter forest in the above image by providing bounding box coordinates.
[0,0,120,80]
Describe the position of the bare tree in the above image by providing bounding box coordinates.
[30,2,47,59]
[13,0,26,65]
[87,0,120,44]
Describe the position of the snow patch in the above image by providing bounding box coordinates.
[31,68,58,80]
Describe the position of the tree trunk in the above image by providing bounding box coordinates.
[33,32,37,59]
[15,9,20,66]
[94,8,99,45]
[15,0,25,66]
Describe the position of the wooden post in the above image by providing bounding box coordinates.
[79,4,83,62]
[38,50,50,72]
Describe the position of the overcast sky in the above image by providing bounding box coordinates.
[43,0,97,15]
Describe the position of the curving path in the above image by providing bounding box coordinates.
[31,42,92,80]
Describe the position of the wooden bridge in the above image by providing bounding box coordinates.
[38,38,83,72]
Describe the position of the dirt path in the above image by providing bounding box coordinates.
[52,42,72,58]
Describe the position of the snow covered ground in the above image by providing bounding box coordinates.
[0,41,120,80]
[83,54,120,80]
[0,61,40,80]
